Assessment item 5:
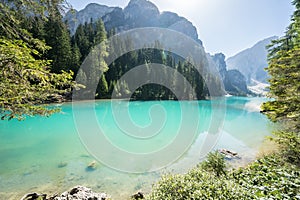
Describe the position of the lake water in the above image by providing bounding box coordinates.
[0,97,272,199]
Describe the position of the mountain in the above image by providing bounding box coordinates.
[65,3,116,35]
[224,70,248,96]
[212,53,249,96]
[64,0,202,44]
[226,36,277,85]
[65,0,250,96]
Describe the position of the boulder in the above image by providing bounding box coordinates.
[131,191,144,199]
[51,186,108,200]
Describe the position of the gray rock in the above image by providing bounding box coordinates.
[124,0,160,27]
[168,19,202,45]
[21,193,46,200]
[52,186,108,200]
[64,4,116,35]
[211,53,250,96]
[224,70,249,96]
[212,53,227,81]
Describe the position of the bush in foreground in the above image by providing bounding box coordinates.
[147,152,300,200]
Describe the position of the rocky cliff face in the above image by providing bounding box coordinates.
[212,53,227,81]
[226,36,277,84]
[211,53,250,96]
[123,0,160,27]
[64,0,202,44]
[224,70,249,96]
[65,3,115,35]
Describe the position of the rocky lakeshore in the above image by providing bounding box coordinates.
[21,186,109,200]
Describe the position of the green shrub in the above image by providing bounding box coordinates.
[147,170,252,200]
[200,151,226,177]
[231,155,300,199]
[147,154,300,200]
[270,131,300,166]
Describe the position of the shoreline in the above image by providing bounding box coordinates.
[54,95,269,105]
[16,149,270,200]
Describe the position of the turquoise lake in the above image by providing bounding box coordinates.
[0,97,272,199]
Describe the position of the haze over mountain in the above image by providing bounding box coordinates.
[226,36,277,85]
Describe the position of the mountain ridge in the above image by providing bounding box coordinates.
[226,36,278,84]
[64,0,202,45]
[226,36,277,95]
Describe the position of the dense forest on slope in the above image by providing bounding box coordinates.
[37,15,225,100]
[71,21,212,100]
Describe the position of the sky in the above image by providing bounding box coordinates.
[67,0,294,58]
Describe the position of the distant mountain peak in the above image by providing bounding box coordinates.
[231,36,277,58]
[127,0,157,7]
[126,0,159,12]
[124,0,160,20]
[226,36,278,95]
[84,3,110,9]
[226,36,278,84]
[253,36,277,48]
[65,4,116,34]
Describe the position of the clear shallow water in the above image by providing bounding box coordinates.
[0,97,272,199]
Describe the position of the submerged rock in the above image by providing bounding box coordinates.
[86,160,97,171]
[57,162,68,168]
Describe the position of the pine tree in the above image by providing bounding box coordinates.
[74,24,90,61]
[27,16,45,40]
[44,7,72,73]
[94,19,107,45]
[262,0,300,164]
[0,0,75,120]
[97,75,109,98]
[70,43,81,74]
